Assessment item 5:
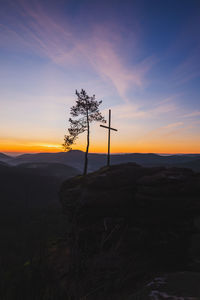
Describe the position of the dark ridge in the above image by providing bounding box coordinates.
[0,152,12,160]
[5,150,200,174]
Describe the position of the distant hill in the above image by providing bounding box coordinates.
[7,150,86,170]
[16,162,80,180]
[0,160,77,261]
[0,161,79,212]
[0,160,9,167]
[0,152,11,161]
[0,160,70,297]
[0,164,60,209]
[4,150,200,172]
[110,153,200,167]
[175,158,200,172]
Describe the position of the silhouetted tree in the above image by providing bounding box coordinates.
[63,89,105,175]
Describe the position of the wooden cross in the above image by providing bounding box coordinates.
[100,109,118,167]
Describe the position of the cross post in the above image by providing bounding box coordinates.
[100,109,118,167]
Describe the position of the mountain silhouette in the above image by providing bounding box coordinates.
[174,158,200,172]
[1,150,200,172]
[0,152,11,161]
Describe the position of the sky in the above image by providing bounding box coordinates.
[0,0,200,154]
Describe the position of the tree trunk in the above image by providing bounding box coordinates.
[83,110,89,175]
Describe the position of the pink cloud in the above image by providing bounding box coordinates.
[163,122,184,129]
[0,0,79,64]
[74,22,157,102]
[183,111,200,118]
[110,97,177,121]
[0,0,156,102]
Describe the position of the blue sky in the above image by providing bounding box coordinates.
[0,0,200,154]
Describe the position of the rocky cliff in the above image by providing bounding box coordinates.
[59,163,200,299]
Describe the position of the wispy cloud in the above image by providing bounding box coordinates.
[183,111,200,118]
[85,33,155,100]
[0,0,155,102]
[108,103,146,120]
[142,122,185,141]
[163,122,184,129]
[111,97,177,120]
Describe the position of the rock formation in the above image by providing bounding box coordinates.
[59,163,200,299]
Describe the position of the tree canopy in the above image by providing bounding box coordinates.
[63,89,105,174]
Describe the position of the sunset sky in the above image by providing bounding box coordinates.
[0,0,200,154]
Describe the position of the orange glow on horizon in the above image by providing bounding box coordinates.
[0,139,63,154]
[1,139,200,155]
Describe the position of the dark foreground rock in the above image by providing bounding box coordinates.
[58,163,200,299]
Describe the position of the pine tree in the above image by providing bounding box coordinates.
[63,89,105,175]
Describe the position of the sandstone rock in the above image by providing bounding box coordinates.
[59,164,200,299]
[132,272,200,299]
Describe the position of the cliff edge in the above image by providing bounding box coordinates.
[59,163,200,299]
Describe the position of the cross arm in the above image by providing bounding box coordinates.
[100,124,118,131]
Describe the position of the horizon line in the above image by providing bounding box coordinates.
[2,150,200,157]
